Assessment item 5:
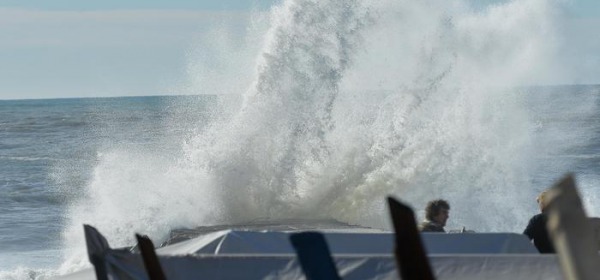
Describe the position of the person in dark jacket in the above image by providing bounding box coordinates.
[523,190,555,253]
[419,199,450,233]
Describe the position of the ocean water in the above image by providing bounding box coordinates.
[1,86,598,278]
[1,0,599,279]
[0,96,216,274]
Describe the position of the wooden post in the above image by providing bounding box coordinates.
[289,231,341,280]
[83,224,110,280]
[545,174,600,280]
[387,196,436,280]
[136,234,167,280]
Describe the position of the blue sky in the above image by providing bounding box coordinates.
[0,0,598,99]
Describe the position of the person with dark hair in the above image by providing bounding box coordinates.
[419,199,450,232]
[523,190,555,253]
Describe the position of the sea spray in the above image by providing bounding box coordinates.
[320,0,563,230]
[185,0,563,231]
[57,0,569,275]
[57,0,371,273]
[184,0,372,222]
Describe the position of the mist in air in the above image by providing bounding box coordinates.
[55,0,599,274]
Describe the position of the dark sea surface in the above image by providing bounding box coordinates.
[0,86,598,277]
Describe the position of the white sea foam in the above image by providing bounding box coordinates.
[179,0,564,231]
[51,0,596,276]
[0,267,57,280]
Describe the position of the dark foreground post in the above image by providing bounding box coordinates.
[387,197,436,280]
[289,231,341,280]
[545,174,600,280]
[83,224,110,280]
[136,234,167,280]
